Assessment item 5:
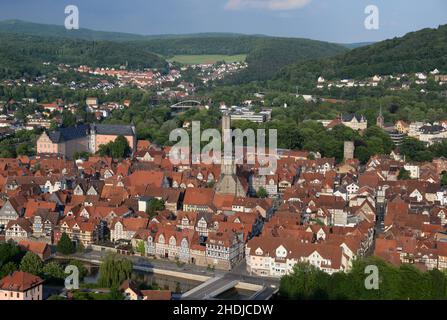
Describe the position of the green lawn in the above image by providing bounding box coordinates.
[167,54,247,65]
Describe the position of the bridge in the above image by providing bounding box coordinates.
[63,250,279,300]
[180,274,277,300]
[170,100,203,112]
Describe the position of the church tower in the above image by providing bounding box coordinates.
[214,113,246,197]
[221,114,235,175]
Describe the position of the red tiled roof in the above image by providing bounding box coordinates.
[18,241,50,256]
[141,290,172,300]
[0,271,44,292]
[183,188,214,206]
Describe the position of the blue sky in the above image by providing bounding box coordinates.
[0,0,446,43]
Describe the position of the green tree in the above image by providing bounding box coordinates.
[441,171,447,187]
[68,260,88,280]
[61,110,76,127]
[279,263,329,299]
[0,262,18,278]
[400,137,433,162]
[98,253,133,288]
[57,233,75,255]
[98,135,131,159]
[256,187,268,199]
[279,256,447,300]
[110,135,131,159]
[42,262,65,280]
[20,252,43,276]
[0,242,21,267]
[147,198,165,217]
[398,168,411,180]
[136,241,146,256]
[355,146,370,164]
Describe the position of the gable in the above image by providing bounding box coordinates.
[0,201,19,217]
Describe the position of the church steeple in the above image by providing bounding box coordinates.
[215,113,246,197]
[221,113,235,175]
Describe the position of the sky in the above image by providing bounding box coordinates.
[0,0,446,43]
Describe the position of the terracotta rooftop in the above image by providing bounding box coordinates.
[0,271,44,292]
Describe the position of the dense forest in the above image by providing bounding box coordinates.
[0,32,169,79]
[227,37,347,83]
[0,20,247,42]
[273,24,447,91]
[0,20,348,83]
[0,20,147,42]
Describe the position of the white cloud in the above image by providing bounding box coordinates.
[225,0,311,11]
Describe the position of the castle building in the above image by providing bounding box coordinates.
[341,114,368,131]
[37,124,136,159]
[324,114,368,132]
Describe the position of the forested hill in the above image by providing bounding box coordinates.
[227,37,348,83]
[275,24,447,91]
[0,20,147,41]
[137,35,347,82]
[0,20,348,83]
[0,33,169,79]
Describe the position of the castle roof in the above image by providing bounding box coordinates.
[91,124,134,136]
[48,124,89,143]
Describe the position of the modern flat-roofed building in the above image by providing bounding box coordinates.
[230,112,266,123]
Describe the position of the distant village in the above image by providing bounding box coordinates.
[316,69,447,92]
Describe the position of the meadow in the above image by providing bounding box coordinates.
[167,54,247,65]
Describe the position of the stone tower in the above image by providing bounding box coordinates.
[344,141,355,161]
[215,113,246,197]
[376,105,384,129]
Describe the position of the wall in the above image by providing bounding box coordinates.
[94,134,135,153]
[0,285,42,300]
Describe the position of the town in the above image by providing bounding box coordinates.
[0,3,446,305]
[1,103,447,299]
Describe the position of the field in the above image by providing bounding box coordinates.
[167,54,247,65]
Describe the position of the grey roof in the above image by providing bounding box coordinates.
[342,114,364,122]
[90,124,134,136]
[47,123,135,143]
[48,124,89,143]
[420,125,444,134]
